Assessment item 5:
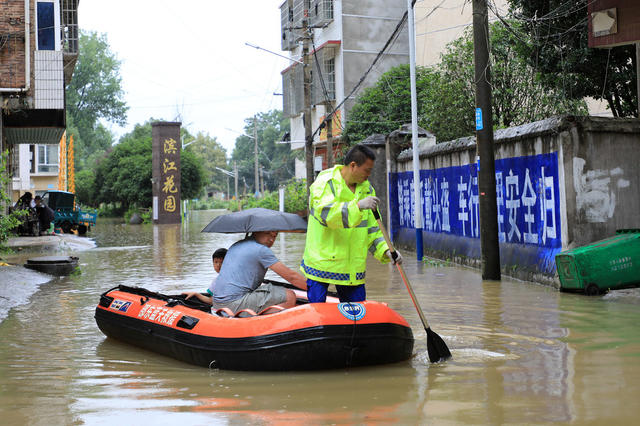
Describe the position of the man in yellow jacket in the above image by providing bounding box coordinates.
[300,144,403,303]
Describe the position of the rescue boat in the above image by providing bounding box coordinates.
[95,285,414,371]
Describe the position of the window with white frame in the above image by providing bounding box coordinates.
[37,0,61,50]
[312,0,333,27]
[36,144,59,173]
[324,57,335,100]
[312,48,336,105]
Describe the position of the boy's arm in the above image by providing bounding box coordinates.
[182,291,213,304]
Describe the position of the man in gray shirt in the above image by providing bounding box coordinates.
[211,231,307,314]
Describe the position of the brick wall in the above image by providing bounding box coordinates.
[0,0,30,89]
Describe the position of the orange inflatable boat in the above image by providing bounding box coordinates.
[95,285,414,371]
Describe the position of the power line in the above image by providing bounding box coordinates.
[309,2,417,141]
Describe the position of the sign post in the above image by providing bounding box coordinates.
[152,122,182,224]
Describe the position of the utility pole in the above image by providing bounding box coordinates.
[636,43,640,118]
[234,161,239,201]
[253,115,260,198]
[472,0,501,280]
[326,112,333,168]
[302,19,314,195]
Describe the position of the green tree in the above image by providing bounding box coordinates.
[343,20,587,144]
[230,110,294,193]
[66,31,128,170]
[342,65,437,143]
[506,0,637,117]
[434,22,587,132]
[75,169,96,206]
[0,151,26,248]
[92,121,205,211]
[182,132,228,194]
[180,149,206,200]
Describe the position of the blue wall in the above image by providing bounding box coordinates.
[389,152,562,275]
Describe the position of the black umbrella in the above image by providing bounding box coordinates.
[201,208,308,234]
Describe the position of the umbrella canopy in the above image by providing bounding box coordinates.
[202,208,308,234]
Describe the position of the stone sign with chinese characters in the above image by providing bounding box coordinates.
[152,122,182,224]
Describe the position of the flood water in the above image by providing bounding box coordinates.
[1,210,639,424]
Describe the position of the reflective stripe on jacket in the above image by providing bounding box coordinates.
[300,165,389,286]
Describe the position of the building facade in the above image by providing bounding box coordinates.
[0,0,79,203]
[280,0,409,178]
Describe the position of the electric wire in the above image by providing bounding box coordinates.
[309,1,418,142]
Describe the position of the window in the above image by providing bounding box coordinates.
[311,0,333,27]
[37,145,59,173]
[325,57,335,100]
[280,0,296,51]
[312,48,336,105]
[62,0,79,54]
[37,0,60,51]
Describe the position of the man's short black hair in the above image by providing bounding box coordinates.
[212,248,227,260]
[344,144,376,166]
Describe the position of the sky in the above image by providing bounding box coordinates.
[78,0,288,155]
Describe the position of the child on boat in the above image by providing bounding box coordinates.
[182,247,227,305]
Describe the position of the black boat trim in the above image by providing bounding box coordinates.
[95,307,414,370]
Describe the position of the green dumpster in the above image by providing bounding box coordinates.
[555,229,640,295]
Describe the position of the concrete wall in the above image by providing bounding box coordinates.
[388,116,640,286]
[341,0,408,114]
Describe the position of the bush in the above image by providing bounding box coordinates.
[124,205,151,224]
[0,151,27,249]
[162,178,308,215]
[97,202,126,218]
[283,178,307,213]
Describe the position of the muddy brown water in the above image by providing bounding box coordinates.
[1,210,639,424]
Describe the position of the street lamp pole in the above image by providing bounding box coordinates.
[254,115,260,197]
[234,161,238,201]
[216,166,237,202]
[225,126,260,198]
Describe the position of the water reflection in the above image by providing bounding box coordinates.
[92,338,416,424]
[153,224,182,277]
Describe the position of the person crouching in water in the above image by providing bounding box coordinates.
[210,231,307,315]
[183,247,227,305]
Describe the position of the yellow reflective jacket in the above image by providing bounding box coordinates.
[300,165,390,286]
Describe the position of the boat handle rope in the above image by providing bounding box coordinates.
[344,301,359,367]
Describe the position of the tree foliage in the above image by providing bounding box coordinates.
[230,110,294,194]
[506,0,637,117]
[342,65,438,143]
[438,22,587,130]
[90,121,205,210]
[182,132,228,194]
[0,151,26,247]
[343,20,588,144]
[65,31,128,170]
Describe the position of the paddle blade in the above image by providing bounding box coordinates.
[426,327,452,363]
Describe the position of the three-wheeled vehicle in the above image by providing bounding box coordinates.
[41,190,97,235]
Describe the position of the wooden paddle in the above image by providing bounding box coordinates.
[372,208,451,363]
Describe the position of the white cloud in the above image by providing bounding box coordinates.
[78,0,287,155]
